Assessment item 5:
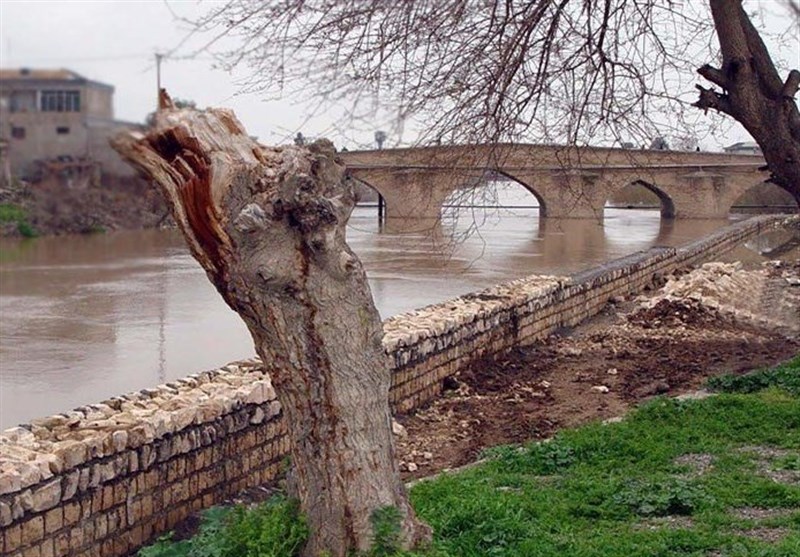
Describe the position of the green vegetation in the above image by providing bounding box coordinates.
[368,506,404,557]
[0,203,37,238]
[140,358,800,557]
[707,356,800,396]
[0,203,26,222]
[139,497,307,557]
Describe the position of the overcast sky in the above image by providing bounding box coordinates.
[0,0,368,146]
[1,0,798,150]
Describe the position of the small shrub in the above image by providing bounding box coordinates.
[613,477,711,517]
[224,497,308,557]
[707,356,800,396]
[0,203,37,237]
[17,221,38,238]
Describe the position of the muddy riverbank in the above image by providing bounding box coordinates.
[0,175,168,238]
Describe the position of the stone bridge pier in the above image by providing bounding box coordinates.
[351,168,485,232]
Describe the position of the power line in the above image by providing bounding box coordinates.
[10,53,216,63]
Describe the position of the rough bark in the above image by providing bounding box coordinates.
[696,0,800,206]
[111,92,430,557]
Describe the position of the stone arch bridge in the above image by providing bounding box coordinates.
[341,144,787,230]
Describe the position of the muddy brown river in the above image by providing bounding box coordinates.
[0,189,741,426]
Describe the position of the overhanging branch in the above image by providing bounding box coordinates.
[693,84,733,116]
[782,69,800,99]
[697,64,728,89]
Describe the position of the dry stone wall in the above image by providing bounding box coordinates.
[0,214,793,557]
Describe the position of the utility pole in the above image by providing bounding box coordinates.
[155,52,164,111]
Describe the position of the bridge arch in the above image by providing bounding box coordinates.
[351,177,381,205]
[491,170,548,217]
[439,170,546,230]
[727,181,799,215]
[605,180,676,219]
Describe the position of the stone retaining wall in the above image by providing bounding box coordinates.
[1,214,793,557]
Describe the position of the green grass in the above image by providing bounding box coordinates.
[139,496,307,557]
[707,356,800,396]
[0,203,26,223]
[0,203,37,237]
[139,357,800,557]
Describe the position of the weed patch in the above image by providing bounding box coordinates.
[0,203,26,223]
[613,477,712,517]
[0,203,37,237]
[708,356,800,396]
[139,497,307,557]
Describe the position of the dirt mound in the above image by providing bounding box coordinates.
[628,298,722,329]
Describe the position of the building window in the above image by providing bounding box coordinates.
[11,126,25,139]
[56,126,70,135]
[40,90,81,112]
[9,91,37,113]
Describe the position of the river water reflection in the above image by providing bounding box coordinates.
[0,197,738,426]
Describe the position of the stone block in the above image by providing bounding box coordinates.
[140,494,153,518]
[93,513,108,539]
[63,501,81,527]
[52,440,88,471]
[43,507,63,534]
[16,489,33,512]
[20,543,41,557]
[81,519,95,545]
[114,481,130,507]
[39,538,55,557]
[69,524,84,549]
[129,525,145,549]
[0,470,22,496]
[101,486,114,511]
[20,515,44,547]
[4,523,22,553]
[105,508,120,533]
[78,468,91,492]
[100,538,114,556]
[113,534,129,556]
[62,469,80,501]
[81,498,93,520]
[54,531,70,556]
[31,479,61,513]
[0,499,12,527]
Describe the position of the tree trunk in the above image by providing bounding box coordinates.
[696,0,800,207]
[112,93,431,557]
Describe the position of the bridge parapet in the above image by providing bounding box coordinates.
[341,143,764,171]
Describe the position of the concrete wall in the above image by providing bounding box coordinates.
[0,214,793,557]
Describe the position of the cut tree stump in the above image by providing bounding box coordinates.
[112,92,431,557]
